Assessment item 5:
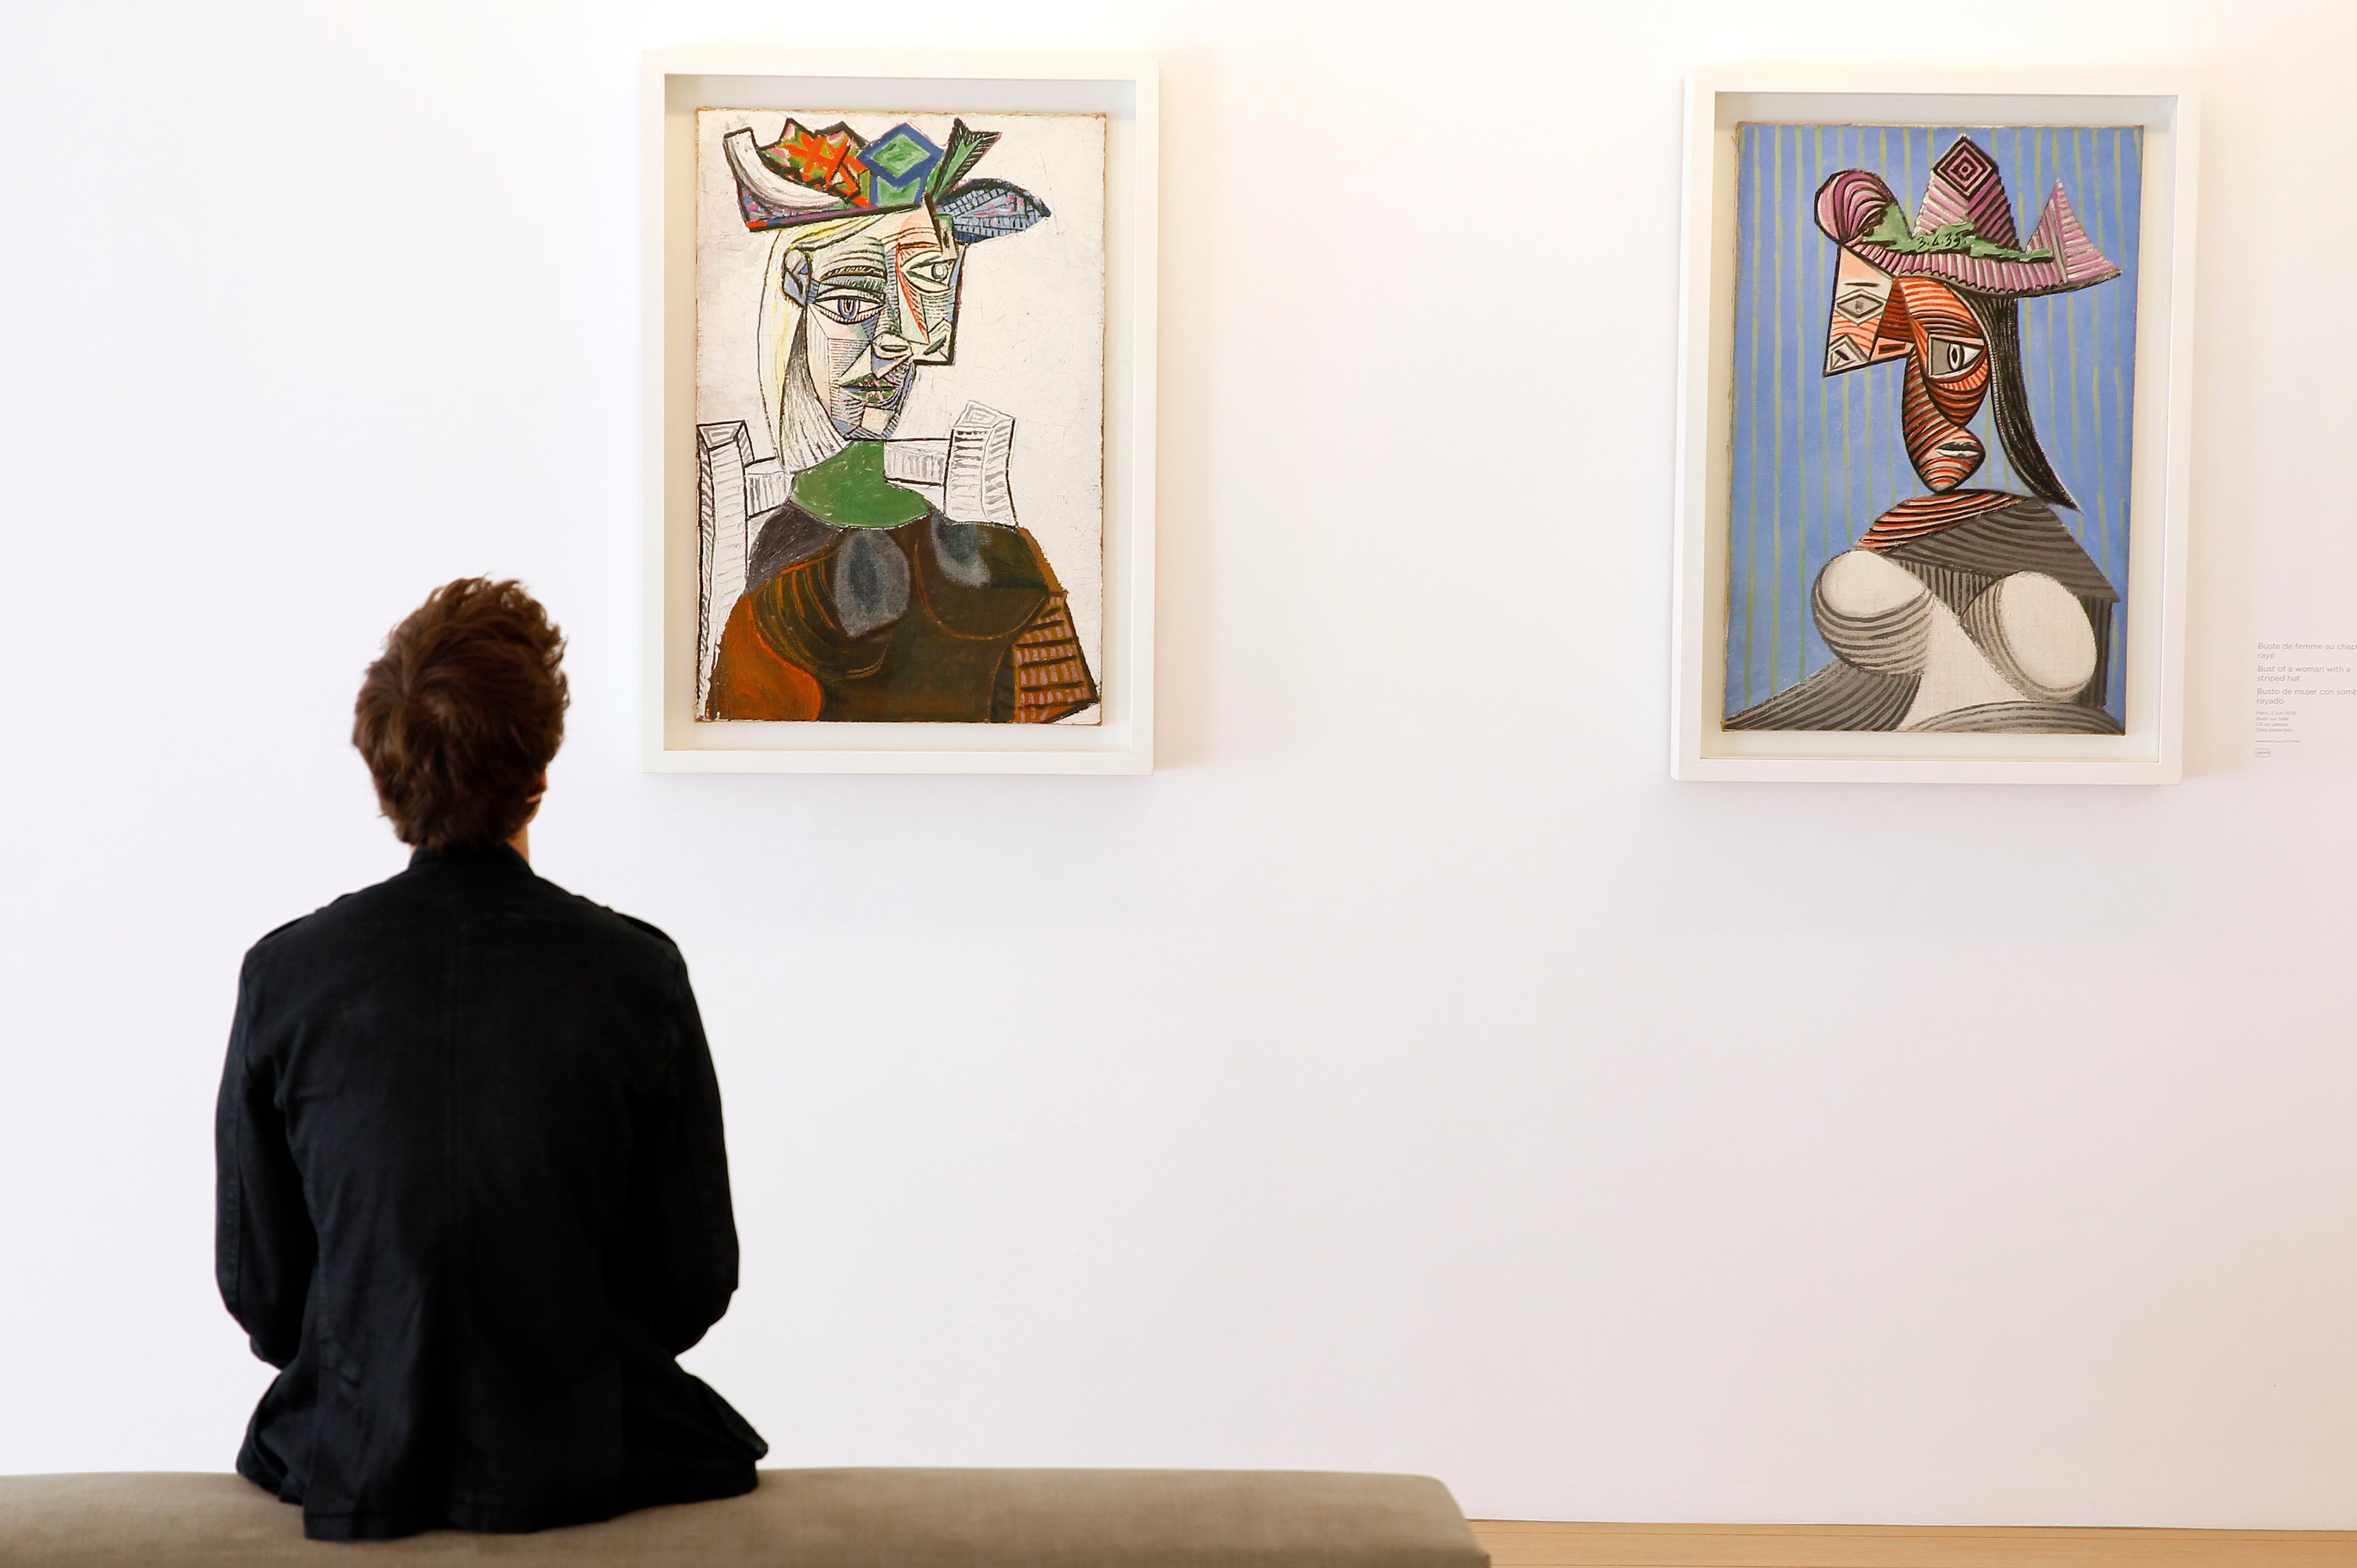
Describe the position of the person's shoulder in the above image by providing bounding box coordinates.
[241,878,387,967]
[610,910,682,951]
[247,912,314,954]
[233,872,424,1014]
[533,880,687,966]
[586,900,684,959]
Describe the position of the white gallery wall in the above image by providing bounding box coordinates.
[2,0,2353,1531]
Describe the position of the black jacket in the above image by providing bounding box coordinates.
[214,844,766,1540]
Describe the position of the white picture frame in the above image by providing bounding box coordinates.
[1670,68,2198,785]
[641,50,1157,773]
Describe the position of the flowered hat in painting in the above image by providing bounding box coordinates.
[722,115,1049,246]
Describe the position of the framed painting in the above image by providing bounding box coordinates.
[642,52,1156,771]
[1671,70,2197,784]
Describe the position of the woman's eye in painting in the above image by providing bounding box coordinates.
[813,291,881,325]
[1925,335,1984,377]
[900,255,957,292]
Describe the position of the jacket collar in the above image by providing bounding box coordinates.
[407,841,530,871]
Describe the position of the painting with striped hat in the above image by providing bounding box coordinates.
[1723,125,2142,735]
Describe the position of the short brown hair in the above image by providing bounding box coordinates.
[353,579,568,851]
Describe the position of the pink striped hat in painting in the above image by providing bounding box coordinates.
[1815,136,2120,301]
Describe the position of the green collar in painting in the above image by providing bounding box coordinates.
[791,442,930,530]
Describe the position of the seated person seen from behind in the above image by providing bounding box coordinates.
[214,578,766,1542]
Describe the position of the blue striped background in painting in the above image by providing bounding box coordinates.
[1723,125,2143,720]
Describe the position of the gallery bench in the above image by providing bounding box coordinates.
[0,1467,1488,1567]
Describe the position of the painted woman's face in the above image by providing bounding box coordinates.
[783,209,964,439]
[1887,277,1991,492]
[1824,253,1997,493]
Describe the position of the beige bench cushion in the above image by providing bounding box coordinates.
[0,1467,1488,1567]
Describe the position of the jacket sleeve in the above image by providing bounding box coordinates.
[627,951,743,1355]
[214,949,315,1368]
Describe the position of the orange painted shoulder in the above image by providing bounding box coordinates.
[708,588,822,720]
